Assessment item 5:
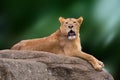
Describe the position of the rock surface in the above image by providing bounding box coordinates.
[0,50,114,80]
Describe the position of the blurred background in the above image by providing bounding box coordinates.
[0,0,120,79]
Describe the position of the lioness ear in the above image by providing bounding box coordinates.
[59,17,65,24]
[77,16,83,24]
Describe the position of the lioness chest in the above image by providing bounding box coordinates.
[37,36,79,55]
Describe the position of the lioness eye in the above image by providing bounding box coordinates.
[65,22,68,24]
[73,21,76,23]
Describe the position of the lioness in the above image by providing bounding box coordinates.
[11,17,104,70]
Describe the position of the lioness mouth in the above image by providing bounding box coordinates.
[67,30,76,40]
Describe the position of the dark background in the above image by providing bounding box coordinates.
[0,0,120,79]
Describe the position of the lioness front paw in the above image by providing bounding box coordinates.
[94,60,104,71]
[98,60,104,68]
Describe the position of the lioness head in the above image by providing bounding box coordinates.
[59,16,83,40]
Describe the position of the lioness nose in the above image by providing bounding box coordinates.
[68,25,73,28]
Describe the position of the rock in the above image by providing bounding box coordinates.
[0,50,114,80]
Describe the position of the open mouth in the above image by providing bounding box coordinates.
[67,30,76,40]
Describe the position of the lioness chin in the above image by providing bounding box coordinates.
[11,16,104,71]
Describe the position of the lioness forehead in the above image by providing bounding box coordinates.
[65,18,77,22]
[65,18,77,21]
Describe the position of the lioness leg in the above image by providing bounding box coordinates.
[74,51,104,71]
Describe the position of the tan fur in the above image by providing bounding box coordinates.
[11,17,104,70]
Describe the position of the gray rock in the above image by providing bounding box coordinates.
[0,50,114,80]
